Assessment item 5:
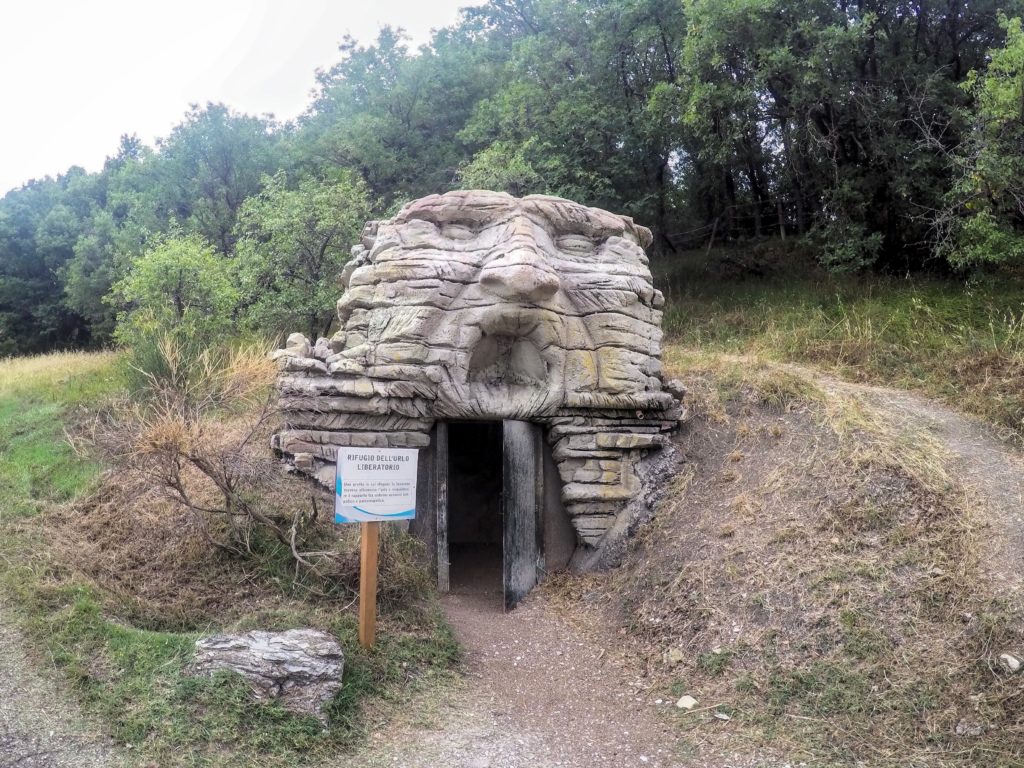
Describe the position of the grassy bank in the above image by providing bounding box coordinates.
[0,351,457,767]
[656,248,1024,443]
[583,352,1024,766]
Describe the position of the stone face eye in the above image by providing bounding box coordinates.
[440,223,476,240]
[404,218,439,234]
[556,234,595,254]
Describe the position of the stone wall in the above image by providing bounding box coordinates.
[272,190,684,548]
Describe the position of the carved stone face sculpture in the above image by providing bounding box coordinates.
[274,190,681,548]
[335,190,662,419]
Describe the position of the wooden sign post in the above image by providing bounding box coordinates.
[335,447,418,650]
[358,521,380,648]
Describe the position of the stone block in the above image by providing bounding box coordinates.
[562,482,635,502]
[191,629,343,722]
[594,433,665,450]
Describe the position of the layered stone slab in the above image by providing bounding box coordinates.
[273,190,683,547]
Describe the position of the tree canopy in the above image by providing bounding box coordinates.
[234,170,372,339]
[2,0,1024,355]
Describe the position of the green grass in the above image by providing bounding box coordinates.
[3,573,457,766]
[0,351,120,518]
[655,248,1024,442]
[696,648,733,676]
[0,351,459,766]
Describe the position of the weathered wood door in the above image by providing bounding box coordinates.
[434,422,449,593]
[502,420,542,610]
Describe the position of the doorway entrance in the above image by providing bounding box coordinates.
[435,420,542,610]
[447,421,503,601]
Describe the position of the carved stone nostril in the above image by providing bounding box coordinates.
[481,263,560,301]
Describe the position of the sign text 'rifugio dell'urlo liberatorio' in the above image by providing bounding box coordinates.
[334,447,418,524]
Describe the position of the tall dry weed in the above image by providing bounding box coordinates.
[88,337,333,569]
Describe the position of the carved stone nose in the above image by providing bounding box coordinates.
[480,248,561,302]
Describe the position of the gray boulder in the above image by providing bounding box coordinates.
[191,628,344,721]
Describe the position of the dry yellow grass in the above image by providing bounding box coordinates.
[0,350,118,398]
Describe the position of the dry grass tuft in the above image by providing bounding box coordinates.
[822,390,954,497]
[46,466,433,632]
[58,339,434,629]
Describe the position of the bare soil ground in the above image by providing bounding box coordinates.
[353,586,794,768]
[0,622,122,768]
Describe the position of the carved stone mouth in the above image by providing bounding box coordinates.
[469,334,547,386]
[468,306,553,388]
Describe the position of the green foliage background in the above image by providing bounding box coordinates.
[3,0,1024,355]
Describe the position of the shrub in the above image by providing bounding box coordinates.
[108,232,241,392]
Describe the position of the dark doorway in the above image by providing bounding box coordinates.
[447,421,503,602]
[435,420,543,610]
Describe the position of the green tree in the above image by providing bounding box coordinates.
[944,15,1024,267]
[457,138,546,195]
[458,0,687,248]
[300,25,501,205]
[62,135,163,343]
[154,104,282,254]
[678,0,1014,269]
[234,171,372,339]
[0,173,92,355]
[110,232,239,348]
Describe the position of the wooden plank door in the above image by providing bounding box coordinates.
[502,420,542,610]
[435,422,449,592]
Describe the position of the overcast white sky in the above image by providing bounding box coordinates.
[0,0,468,194]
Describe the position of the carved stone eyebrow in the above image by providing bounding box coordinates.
[521,196,626,240]
[396,193,518,227]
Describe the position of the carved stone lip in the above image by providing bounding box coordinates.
[475,304,561,347]
[478,304,537,332]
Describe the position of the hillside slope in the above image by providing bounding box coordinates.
[570,352,1024,766]
[349,350,1024,768]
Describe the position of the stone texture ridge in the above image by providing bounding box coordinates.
[272,190,684,547]
[191,629,344,720]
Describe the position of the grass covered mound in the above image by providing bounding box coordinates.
[0,351,458,767]
[554,352,1024,766]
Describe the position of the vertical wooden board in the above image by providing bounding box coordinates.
[410,432,436,568]
[359,521,380,648]
[503,420,542,610]
[542,436,575,572]
[435,422,450,592]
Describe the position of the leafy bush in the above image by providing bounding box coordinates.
[107,232,242,392]
[110,232,238,345]
[234,171,371,340]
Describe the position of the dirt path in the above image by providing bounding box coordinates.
[0,621,121,768]
[815,375,1024,597]
[357,577,793,768]
[360,581,675,767]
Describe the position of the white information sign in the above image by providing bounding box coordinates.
[335,447,419,523]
